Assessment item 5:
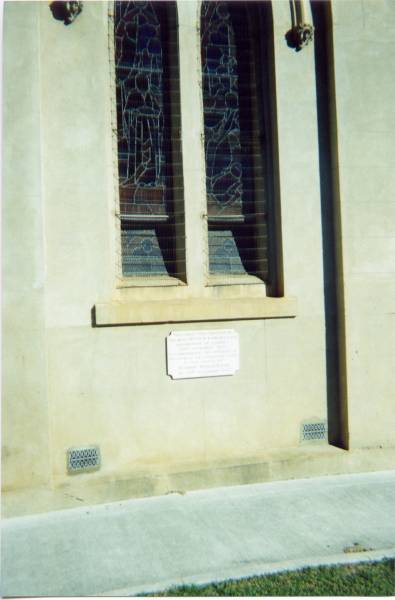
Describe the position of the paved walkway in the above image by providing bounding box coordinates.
[2,470,395,596]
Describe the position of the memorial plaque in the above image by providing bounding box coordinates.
[167,329,239,379]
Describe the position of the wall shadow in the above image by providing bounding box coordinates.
[311,1,348,449]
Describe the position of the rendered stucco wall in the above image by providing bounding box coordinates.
[3,0,394,506]
[332,0,395,448]
[33,0,327,488]
[2,2,51,490]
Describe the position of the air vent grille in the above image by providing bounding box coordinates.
[67,446,101,474]
[301,421,327,442]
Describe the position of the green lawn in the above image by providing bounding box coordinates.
[152,560,394,596]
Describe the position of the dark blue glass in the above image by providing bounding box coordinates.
[201,1,244,222]
[115,1,167,220]
[115,1,176,276]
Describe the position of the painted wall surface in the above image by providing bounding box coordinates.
[2,2,51,490]
[2,0,394,505]
[332,0,395,448]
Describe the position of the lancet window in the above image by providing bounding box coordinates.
[114,1,185,278]
[201,1,270,279]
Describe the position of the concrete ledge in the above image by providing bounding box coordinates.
[3,445,395,518]
[94,296,297,325]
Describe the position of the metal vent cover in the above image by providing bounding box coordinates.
[67,446,101,474]
[301,421,327,443]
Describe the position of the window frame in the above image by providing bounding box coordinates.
[98,0,294,325]
[200,1,284,297]
[111,0,187,285]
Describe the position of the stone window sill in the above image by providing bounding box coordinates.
[93,296,297,326]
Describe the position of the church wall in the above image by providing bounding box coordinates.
[3,0,394,513]
[2,2,51,490]
[332,0,395,448]
[37,0,326,488]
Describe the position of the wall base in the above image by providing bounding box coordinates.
[3,445,395,518]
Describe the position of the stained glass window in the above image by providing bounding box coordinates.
[114,1,185,277]
[201,1,269,279]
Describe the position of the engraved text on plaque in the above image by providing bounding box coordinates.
[166,329,239,379]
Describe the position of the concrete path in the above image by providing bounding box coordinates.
[2,470,395,597]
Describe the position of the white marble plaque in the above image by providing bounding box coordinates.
[167,329,239,379]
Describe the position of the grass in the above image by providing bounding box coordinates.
[152,559,395,596]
